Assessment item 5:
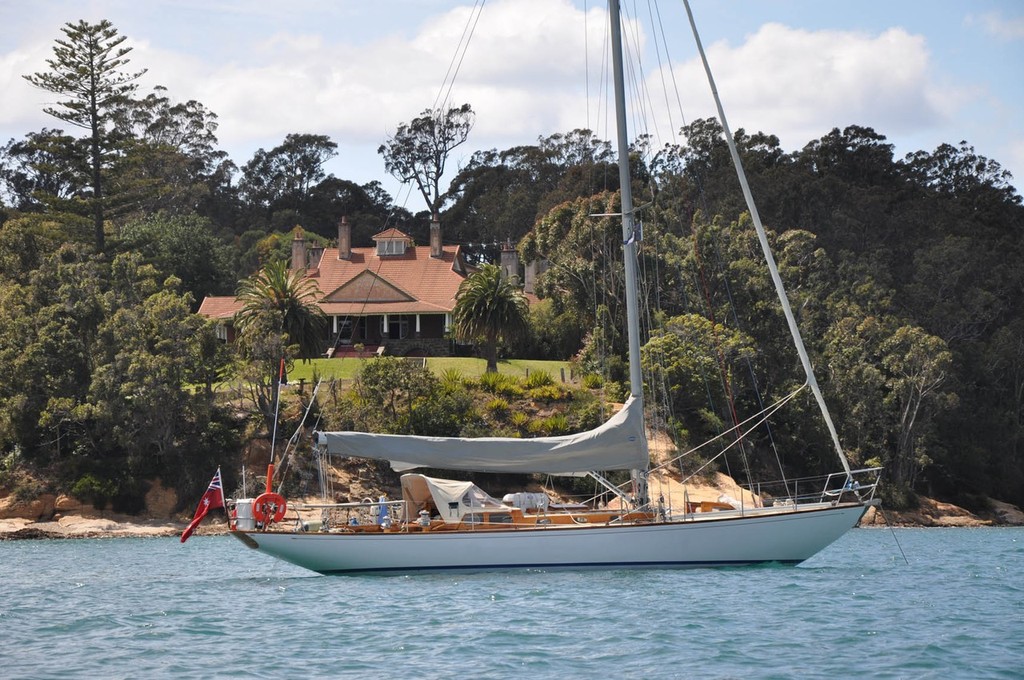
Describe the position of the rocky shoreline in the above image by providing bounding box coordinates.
[0,479,220,541]
[2,486,1021,541]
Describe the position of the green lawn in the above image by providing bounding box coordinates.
[285,357,575,383]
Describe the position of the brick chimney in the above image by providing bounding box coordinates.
[430,213,442,258]
[290,226,307,269]
[338,216,351,260]
[500,238,519,284]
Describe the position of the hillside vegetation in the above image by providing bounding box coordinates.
[2,18,1022,513]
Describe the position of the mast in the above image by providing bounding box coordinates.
[608,0,649,502]
[681,0,853,478]
[608,0,643,402]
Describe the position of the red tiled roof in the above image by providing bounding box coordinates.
[197,296,241,319]
[317,245,466,312]
[371,227,411,240]
[197,243,469,320]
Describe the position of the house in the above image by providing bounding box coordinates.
[198,216,492,357]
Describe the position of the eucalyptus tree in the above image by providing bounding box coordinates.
[453,263,529,373]
[0,129,86,212]
[238,134,338,230]
[378,103,475,217]
[108,86,233,220]
[445,129,616,247]
[640,313,755,448]
[520,192,629,356]
[24,20,147,252]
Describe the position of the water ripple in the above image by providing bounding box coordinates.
[3,528,1022,679]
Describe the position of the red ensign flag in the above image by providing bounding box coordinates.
[180,468,225,543]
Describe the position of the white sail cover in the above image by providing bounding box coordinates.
[400,474,507,523]
[314,396,648,474]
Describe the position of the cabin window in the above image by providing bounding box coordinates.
[463,514,483,524]
[486,513,512,524]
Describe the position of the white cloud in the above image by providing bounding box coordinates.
[970,12,1024,41]
[0,42,60,127]
[1,1,1019,191]
[647,23,963,153]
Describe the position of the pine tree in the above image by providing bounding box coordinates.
[24,19,147,252]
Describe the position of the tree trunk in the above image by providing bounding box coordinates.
[484,332,498,373]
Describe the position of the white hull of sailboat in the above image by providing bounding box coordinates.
[233,502,869,575]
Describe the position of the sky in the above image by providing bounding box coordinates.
[2,0,1022,209]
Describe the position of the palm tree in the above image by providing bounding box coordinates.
[453,264,529,372]
[235,259,327,360]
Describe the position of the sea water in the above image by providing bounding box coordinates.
[2,527,1021,679]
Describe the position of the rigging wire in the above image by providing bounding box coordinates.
[274,377,325,495]
[432,0,486,113]
[631,0,791,492]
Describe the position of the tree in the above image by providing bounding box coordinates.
[445,129,617,247]
[520,192,631,357]
[234,258,327,361]
[107,86,233,220]
[904,141,1019,205]
[86,255,229,493]
[880,325,957,494]
[232,258,327,431]
[453,264,529,372]
[118,213,237,306]
[24,20,147,252]
[641,313,756,448]
[378,103,474,217]
[238,134,338,230]
[0,129,87,212]
[0,244,234,506]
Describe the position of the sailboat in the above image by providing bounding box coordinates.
[228,0,880,575]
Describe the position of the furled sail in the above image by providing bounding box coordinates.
[314,395,647,474]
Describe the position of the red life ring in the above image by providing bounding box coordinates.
[252,492,287,524]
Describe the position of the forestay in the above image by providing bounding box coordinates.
[314,396,647,475]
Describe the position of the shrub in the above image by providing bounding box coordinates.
[528,384,569,402]
[509,412,531,430]
[486,397,510,419]
[524,370,555,389]
[479,371,523,398]
[71,474,117,510]
[527,419,547,435]
[440,368,466,390]
[581,373,604,389]
[604,380,629,404]
[569,396,606,431]
[12,477,44,502]
[544,414,571,435]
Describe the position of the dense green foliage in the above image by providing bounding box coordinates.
[577,121,1020,509]
[1,20,1021,512]
[0,244,237,510]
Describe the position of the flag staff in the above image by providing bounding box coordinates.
[266,357,285,495]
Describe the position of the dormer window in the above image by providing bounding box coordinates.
[372,228,413,257]
[377,238,406,256]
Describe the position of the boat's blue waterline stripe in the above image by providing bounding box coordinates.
[317,559,803,575]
